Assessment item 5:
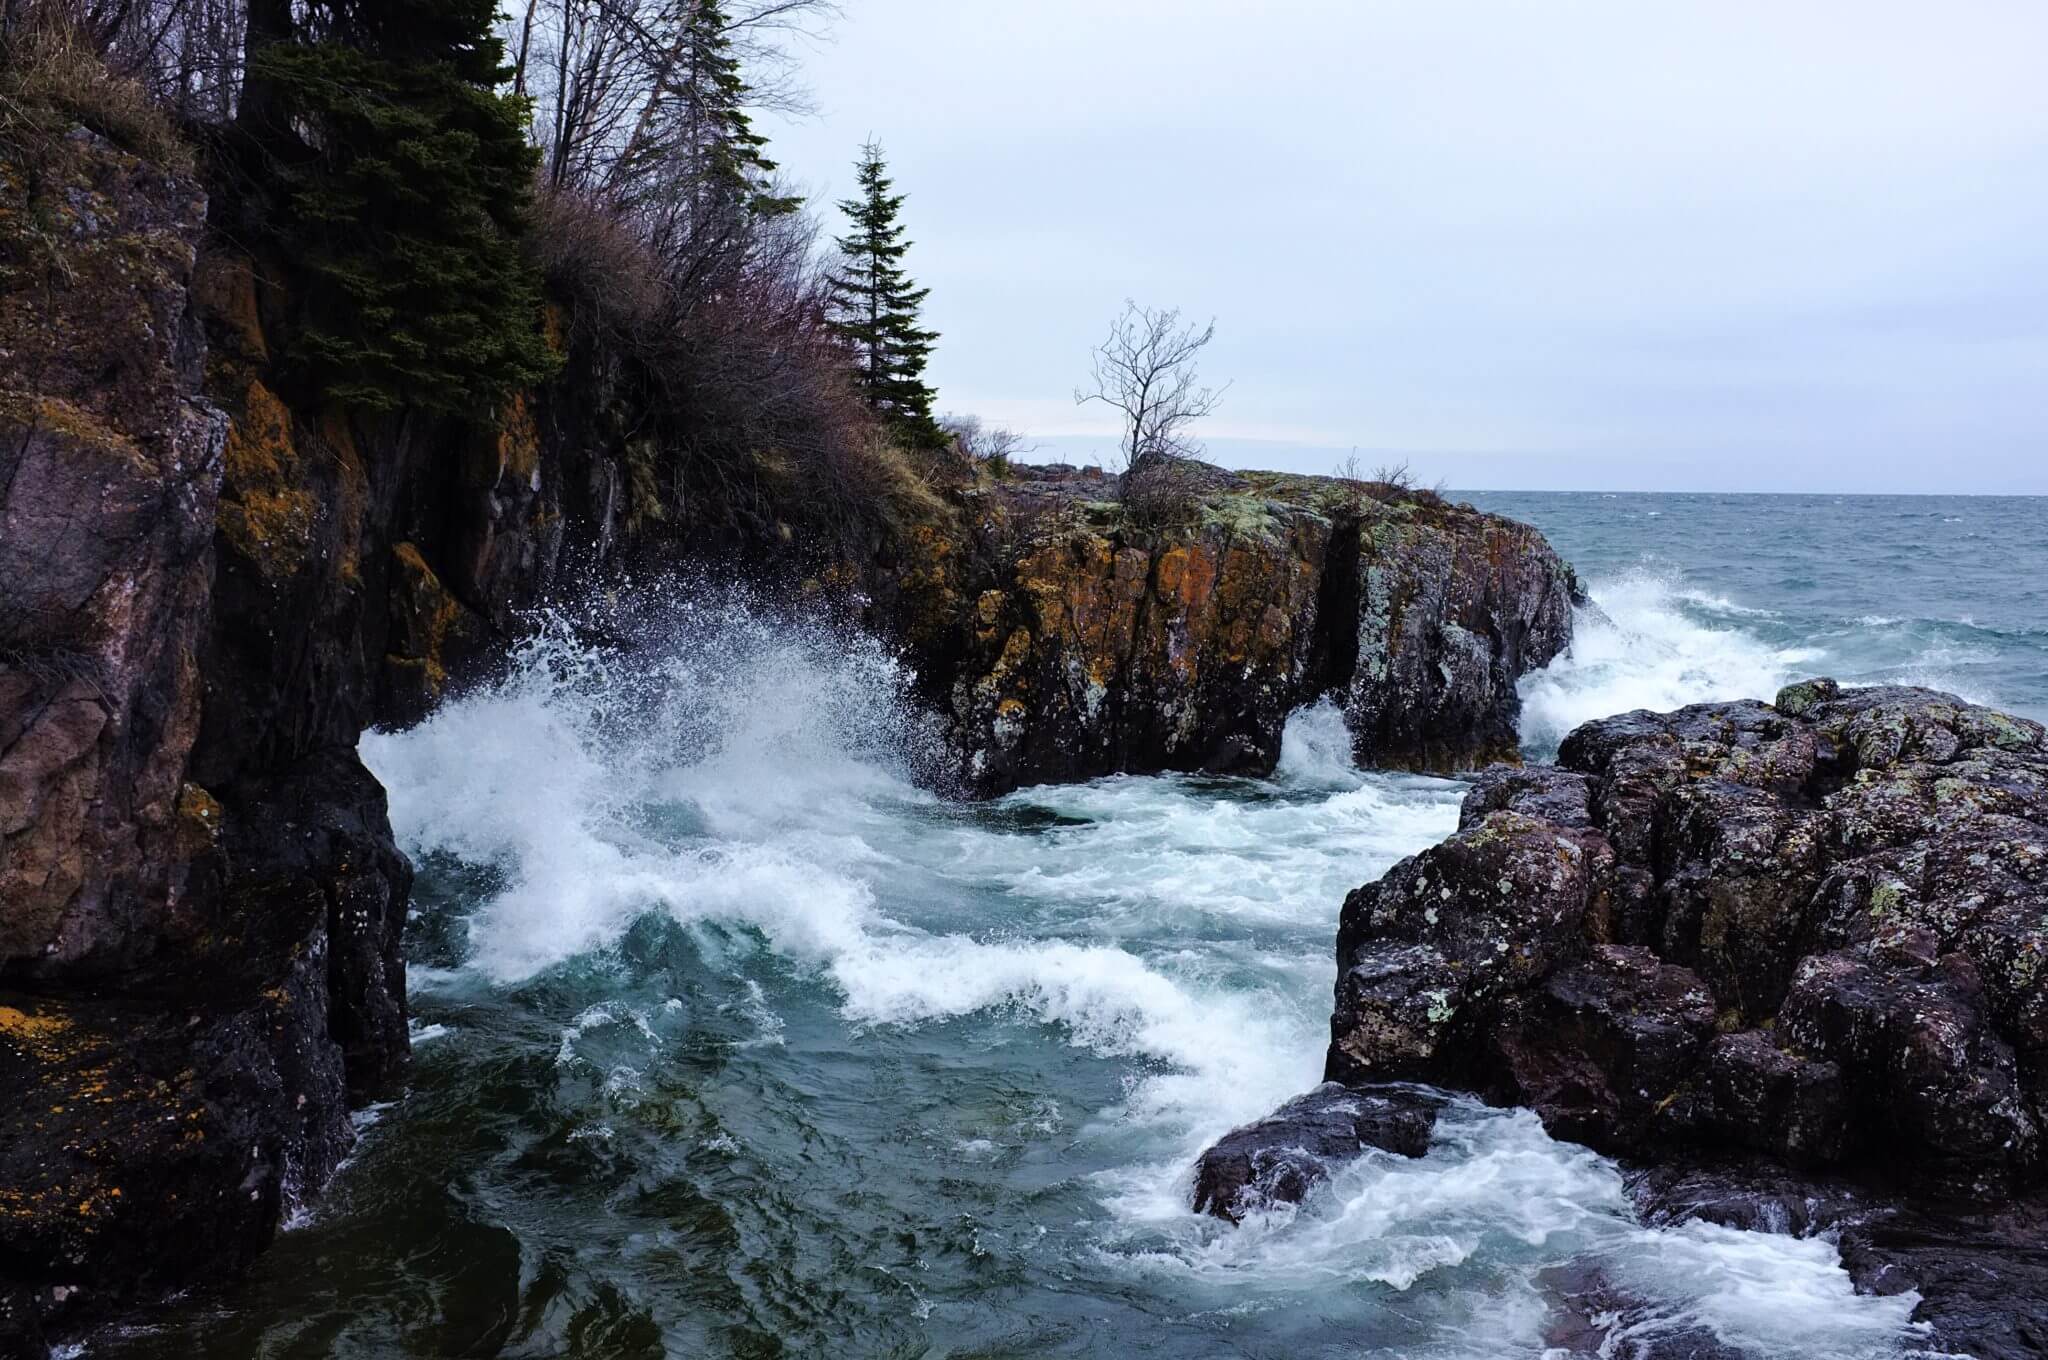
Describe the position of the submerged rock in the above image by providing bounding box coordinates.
[1321,679,2048,1354]
[1535,1259,1751,1360]
[1626,1162,2048,1360]
[1190,1083,1440,1222]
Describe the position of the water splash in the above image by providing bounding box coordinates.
[1517,569,1823,757]
[343,590,1925,1359]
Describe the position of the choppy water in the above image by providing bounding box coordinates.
[1466,491,2048,750]
[97,494,2046,1359]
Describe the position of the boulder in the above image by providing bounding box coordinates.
[1190,1083,1440,1223]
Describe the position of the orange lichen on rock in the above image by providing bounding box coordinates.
[217,377,316,580]
[499,392,543,485]
[172,782,222,862]
[0,1004,73,1049]
[385,542,472,697]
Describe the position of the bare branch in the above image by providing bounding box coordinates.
[1074,299,1226,476]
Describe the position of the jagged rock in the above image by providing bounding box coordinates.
[1190,1083,1440,1222]
[0,127,411,1347]
[1480,945,1719,1152]
[1326,680,2048,1195]
[1326,806,1614,1088]
[906,465,1580,795]
[1322,680,2048,1356]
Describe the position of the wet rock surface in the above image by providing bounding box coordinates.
[913,465,1581,795]
[1189,1083,1440,1222]
[1321,678,2048,1355]
[1626,1162,2048,1360]
[1535,1259,1750,1360]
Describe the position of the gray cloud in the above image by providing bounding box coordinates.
[766,0,2048,492]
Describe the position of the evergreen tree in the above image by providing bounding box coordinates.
[244,0,559,418]
[617,0,800,219]
[826,142,940,442]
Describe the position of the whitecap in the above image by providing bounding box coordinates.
[1518,569,1820,756]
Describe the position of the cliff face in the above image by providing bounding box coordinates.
[0,128,357,1348]
[0,125,1581,1346]
[888,465,1580,796]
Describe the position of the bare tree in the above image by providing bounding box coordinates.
[1075,300,1225,476]
[512,0,834,200]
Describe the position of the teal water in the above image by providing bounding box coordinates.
[91,494,2046,1360]
[1466,491,2048,749]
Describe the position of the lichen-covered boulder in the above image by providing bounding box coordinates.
[1324,680,2048,1199]
[1190,1083,1440,1222]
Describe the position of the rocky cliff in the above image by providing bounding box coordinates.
[0,124,407,1353]
[1281,679,2047,1356]
[1,120,1580,1348]
[892,463,1580,795]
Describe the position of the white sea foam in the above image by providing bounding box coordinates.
[1518,569,1823,756]
[1110,1100,1923,1357]
[362,603,1447,1147]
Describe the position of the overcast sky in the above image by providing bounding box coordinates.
[763,1,2048,493]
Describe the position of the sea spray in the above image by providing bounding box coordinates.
[1517,567,1823,757]
[362,593,1436,1140]
[315,590,1943,1357]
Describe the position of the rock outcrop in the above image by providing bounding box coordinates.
[897,464,1580,795]
[1,126,380,1349]
[1316,678,2048,1353]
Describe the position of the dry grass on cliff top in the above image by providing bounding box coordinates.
[0,19,194,176]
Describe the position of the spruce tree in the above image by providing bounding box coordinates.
[244,0,559,418]
[826,142,940,442]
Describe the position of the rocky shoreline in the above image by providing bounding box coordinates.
[1199,679,2048,1357]
[0,126,1578,1348]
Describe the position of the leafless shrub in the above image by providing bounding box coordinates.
[1118,453,1211,528]
[939,413,1029,479]
[1354,459,1449,509]
[526,182,667,347]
